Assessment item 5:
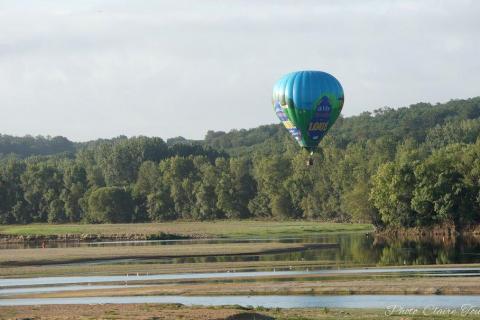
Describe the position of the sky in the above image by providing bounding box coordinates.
[0,0,479,141]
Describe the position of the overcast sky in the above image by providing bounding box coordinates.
[0,0,479,141]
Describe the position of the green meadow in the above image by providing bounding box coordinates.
[0,221,373,238]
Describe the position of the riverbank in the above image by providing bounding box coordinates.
[1,304,479,320]
[375,223,480,241]
[0,221,373,243]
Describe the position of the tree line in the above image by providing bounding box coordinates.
[1,97,480,228]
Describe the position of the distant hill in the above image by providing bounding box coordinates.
[202,97,480,155]
[0,135,76,158]
[4,97,478,159]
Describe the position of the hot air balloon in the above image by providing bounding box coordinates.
[272,70,344,165]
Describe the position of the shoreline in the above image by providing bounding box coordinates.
[375,223,480,239]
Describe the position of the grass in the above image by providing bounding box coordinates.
[0,220,373,238]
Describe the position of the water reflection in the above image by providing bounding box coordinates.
[373,236,480,266]
[165,234,480,266]
[3,233,480,267]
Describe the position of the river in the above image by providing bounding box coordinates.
[2,232,480,308]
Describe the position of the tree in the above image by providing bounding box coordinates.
[48,199,66,223]
[370,162,416,227]
[99,137,168,186]
[21,161,64,222]
[248,193,271,217]
[216,158,255,219]
[60,162,88,222]
[412,145,477,226]
[1,97,480,226]
[251,155,292,217]
[145,189,175,221]
[0,158,26,223]
[342,181,379,224]
[86,187,133,223]
[191,159,219,220]
[271,193,294,219]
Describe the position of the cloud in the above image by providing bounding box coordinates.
[0,0,479,140]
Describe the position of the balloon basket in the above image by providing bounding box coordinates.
[306,158,314,166]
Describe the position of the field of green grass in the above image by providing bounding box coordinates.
[0,221,373,238]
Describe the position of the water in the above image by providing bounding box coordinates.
[2,232,480,308]
[110,233,480,267]
[0,237,289,249]
[2,295,480,308]
[4,233,480,267]
[2,267,479,287]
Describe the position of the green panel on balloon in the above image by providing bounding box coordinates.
[273,71,344,151]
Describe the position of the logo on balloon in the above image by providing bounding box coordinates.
[307,96,331,140]
[308,122,328,131]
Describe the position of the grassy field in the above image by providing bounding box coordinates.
[0,221,373,238]
[1,304,479,320]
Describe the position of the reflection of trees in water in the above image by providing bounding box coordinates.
[173,255,262,264]
[375,236,480,265]
[170,234,480,266]
[260,234,377,265]
[377,241,454,265]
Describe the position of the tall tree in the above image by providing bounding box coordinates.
[86,187,133,223]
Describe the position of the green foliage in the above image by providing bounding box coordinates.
[0,97,480,227]
[0,134,75,158]
[20,161,65,223]
[270,193,294,218]
[370,162,416,227]
[0,158,26,223]
[411,144,479,225]
[342,181,378,223]
[86,187,133,223]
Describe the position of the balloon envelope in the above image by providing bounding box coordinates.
[272,70,344,151]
